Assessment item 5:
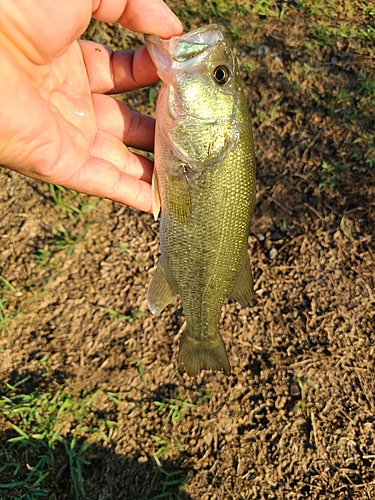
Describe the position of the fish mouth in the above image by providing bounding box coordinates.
[145,24,225,81]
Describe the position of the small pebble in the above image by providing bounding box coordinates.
[290,384,300,397]
[137,456,148,463]
[269,248,278,259]
[256,233,265,241]
[256,44,270,56]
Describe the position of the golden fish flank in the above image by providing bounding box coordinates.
[146,25,256,377]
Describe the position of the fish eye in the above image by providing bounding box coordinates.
[213,65,230,84]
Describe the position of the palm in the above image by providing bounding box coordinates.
[32,42,98,182]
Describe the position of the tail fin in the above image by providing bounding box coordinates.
[178,329,230,377]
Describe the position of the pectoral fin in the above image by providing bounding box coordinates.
[166,171,192,224]
[147,259,176,314]
[228,254,253,306]
[151,168,161,221]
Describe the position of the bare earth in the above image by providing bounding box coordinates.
[1,2,375,499]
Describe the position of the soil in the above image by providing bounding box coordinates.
[1,2,375,499]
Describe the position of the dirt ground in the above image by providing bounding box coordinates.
[1,1,375,499]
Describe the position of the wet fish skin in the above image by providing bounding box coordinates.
[146,25,256,377]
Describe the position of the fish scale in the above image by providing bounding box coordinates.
[146,25,256,377]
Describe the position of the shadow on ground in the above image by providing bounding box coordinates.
[0,428,191,500]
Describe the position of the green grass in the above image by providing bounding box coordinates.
[0,378,121,499]
[0,278,24,334]
[151,436,188,500]
[256,99,281,128]
[357,71,375,96]
[151,466,188,500]
[293,378,318,413]
[250,0,280,18]
[154,395,195,424]
[49,185,99,222]
[98,306,142,325]
[151,435,184,467]
[354,133,375,168]
[319,161,348,189]
[127,358,148,385]
[50,223,94,257]
[31,186,103,266]
[31,222,92,263]
[195,388,211,403]
[309,22,375,48]
[167,0,282,33]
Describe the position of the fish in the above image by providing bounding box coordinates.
[145,24,256,377]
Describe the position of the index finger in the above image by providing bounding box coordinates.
[92,0,183,38]
[79,41,159,94]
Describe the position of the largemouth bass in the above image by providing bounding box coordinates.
[146,25,255,377]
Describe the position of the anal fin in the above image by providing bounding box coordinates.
[147,259,176,314]
[228,254,253,306]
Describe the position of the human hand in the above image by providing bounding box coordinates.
[0,0,182,212]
